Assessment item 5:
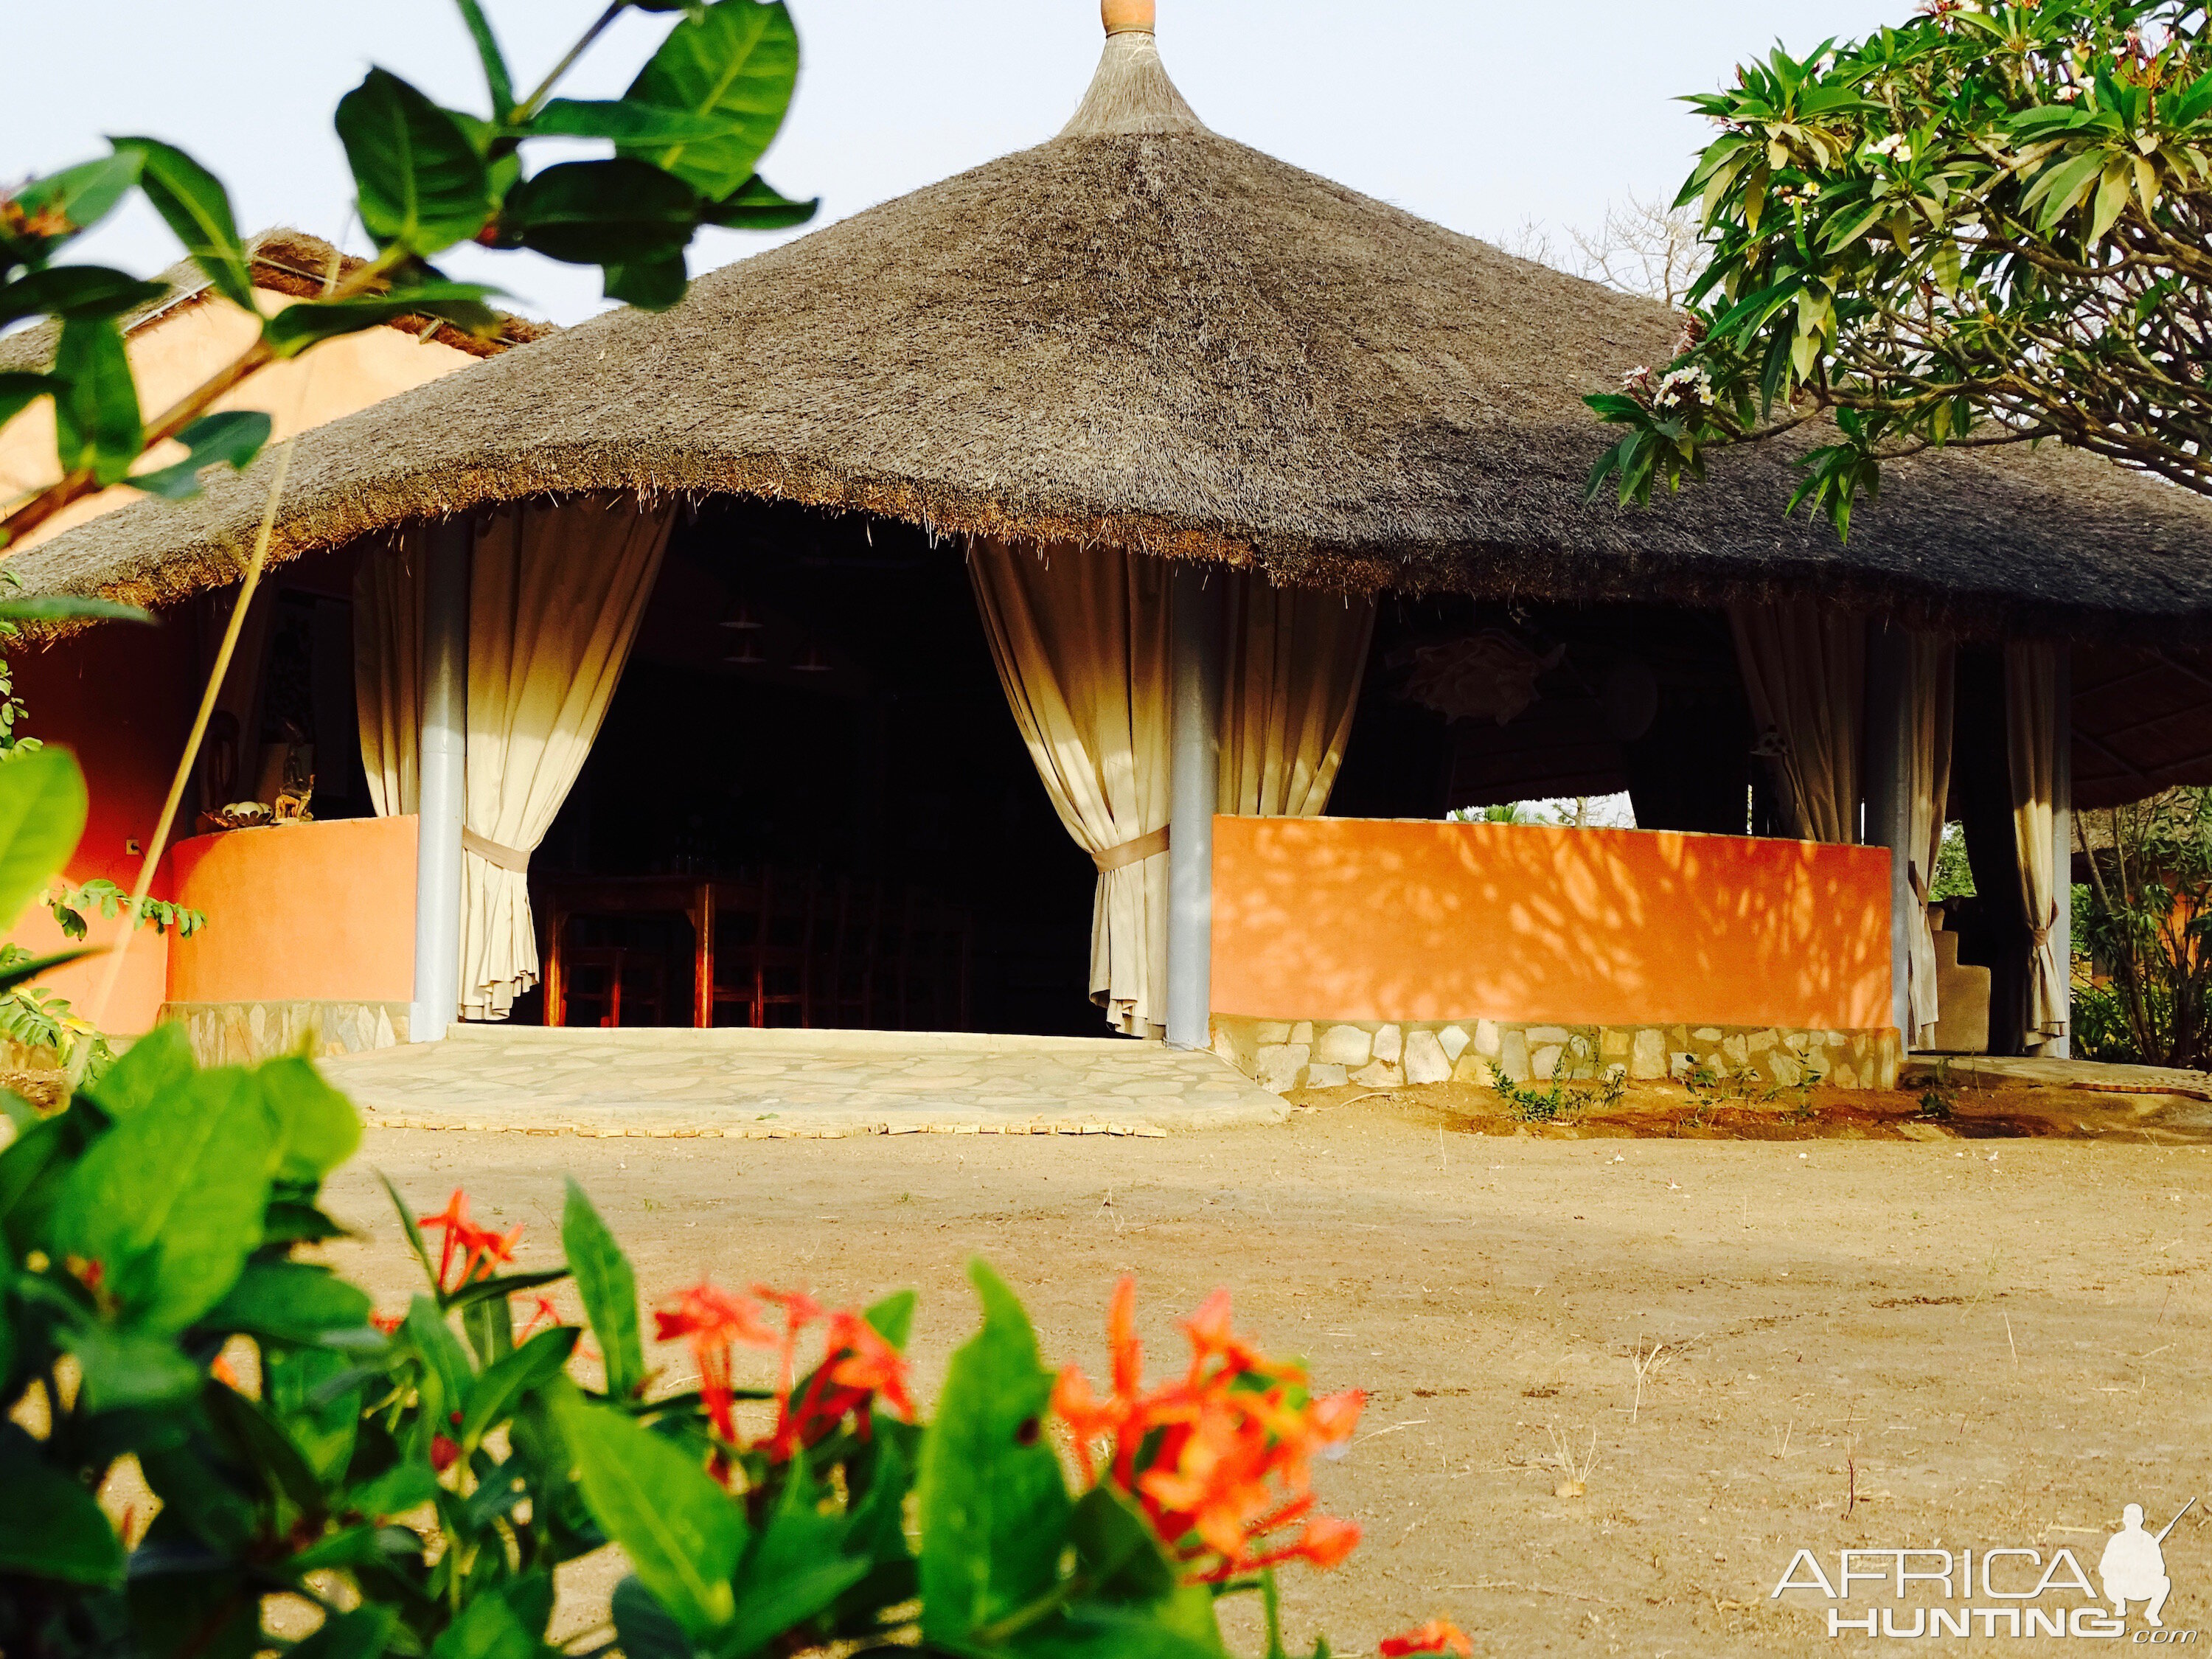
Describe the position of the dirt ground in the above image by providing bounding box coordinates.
[323,1092,2212,1657]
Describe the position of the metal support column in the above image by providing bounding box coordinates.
[1165,564,1224,1051]
[1863,624,1915,1046]
[2048,647,2073,1057]
[409,518,470,1043]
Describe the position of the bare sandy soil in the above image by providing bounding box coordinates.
[324,1096,2212,1657]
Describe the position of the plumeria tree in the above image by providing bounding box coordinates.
[1586,0,2212,536]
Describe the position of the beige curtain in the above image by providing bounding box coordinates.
[969,537,1172,1037]
[459,498,673,1019]
[1219,578,1374,816]
[1730,599,1865,843]
[352,530,423,817]
[2006,641,2067,1046]
[1903,634,1956,1048]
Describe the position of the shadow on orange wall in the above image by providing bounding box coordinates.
[8,619,198,1032]
[167,817,417,1006]
[1211,816,1891,1030]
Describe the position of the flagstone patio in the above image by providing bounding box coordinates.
[321,1024,1288,1139]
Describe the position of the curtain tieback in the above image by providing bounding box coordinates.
[1093,825,1170,873]
[462,827,532,873]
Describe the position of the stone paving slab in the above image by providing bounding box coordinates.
[1905,1053,2212,1100]
[320,1025,1290,1139]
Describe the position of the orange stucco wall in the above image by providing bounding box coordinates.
[7,619,199,1032]
[165,816,417,1006]
[1211,816,1893,1031]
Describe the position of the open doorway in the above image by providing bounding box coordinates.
[513,500,1102,1035]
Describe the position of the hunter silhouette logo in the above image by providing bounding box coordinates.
[1772,1496,2198,1640]
[2104,1500,2194,1630]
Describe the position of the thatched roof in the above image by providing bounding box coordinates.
[0,228,550,378]
[14,28,2212,642]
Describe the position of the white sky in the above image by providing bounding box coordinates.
[7,0,1909,326]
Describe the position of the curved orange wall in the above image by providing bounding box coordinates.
[166,816,417,1005]
[1211,816,1893,1031]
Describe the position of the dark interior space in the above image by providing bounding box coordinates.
[515,500,1101,1035]
[1331,595,1756,832]
[1946,645,2032,1055]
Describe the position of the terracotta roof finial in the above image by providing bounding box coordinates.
[1103,0,1155,36]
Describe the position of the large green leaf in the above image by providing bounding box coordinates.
[701,175,816,231]
[503,159,698,266]
[0,594,153,627]
[128,410,271,501]
[109,138,257,313]
[0,947,92,995]
[622,0,800,198]
[59,1320,201,1413]
[50,314,142,485]
[0,265,167,329]
[0,1424,124,1585]
[428,1589,536,1659]
[206,1259,372,1345]
[726,1465,872,1656]
[561,1177,643,1399]
[289,1607,400,1659]
[80,1019,192,1119]
[335,67,495,254]
[257,1055,361,1183]
[917,1259,1072,1646]
[529,98,756,145]
[613,1576,697,1659]
[265,1340,363,1484]
[52,1065,279,1333]
[10,154,142,244]
[551,1389,743,1639]
[264,279,499,358]
[451,0,516,116]
[0,747,87,936]
[459,1322,577,1448]
[603,255,689,311]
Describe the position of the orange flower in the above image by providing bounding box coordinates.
[370,1311,405,1335]
[514,1293,563,1343]
[1380,1620,1472,1657]
[417,1189,523,1295]
[655,1281,779,1445]
[653,1279,913,1472]
[1054,1278,1363,1583]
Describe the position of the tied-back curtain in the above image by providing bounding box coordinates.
[968,537,1172,1037]
[1219,578,1374,817]
[1904,634,1957,1048]
[1729,599,1865,843]
[2006,641,2067,1046]
[352,529,424,817]
[460,498,673,1019]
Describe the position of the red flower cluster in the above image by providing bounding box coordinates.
[1053,1280,1364,1583]
[417,1189,522,1295]
[1380,1619,1472,1657]
[654,1279,912,1478]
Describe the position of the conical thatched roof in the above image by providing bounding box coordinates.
[15,24,2212,641]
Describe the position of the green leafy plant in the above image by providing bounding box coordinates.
[1489,1035,1627,1121]
[1916,1057,1958,1120]
[1585,1,2212,536]
[1,0,813,551]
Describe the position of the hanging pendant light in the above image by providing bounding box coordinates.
[719,597,765,630]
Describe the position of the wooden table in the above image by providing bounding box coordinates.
[540,874,759,1029]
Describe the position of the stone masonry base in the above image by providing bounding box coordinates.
[161,1001,411,1068]
[1210,1015,1902,1096]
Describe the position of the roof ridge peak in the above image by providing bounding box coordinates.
[1059,27,1206,139]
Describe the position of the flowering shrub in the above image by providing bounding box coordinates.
[0,1021,1466,1658]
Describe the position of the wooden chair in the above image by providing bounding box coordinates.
[564,946,667,1029]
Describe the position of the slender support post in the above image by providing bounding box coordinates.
[1863,624,1915,1046]
[2048,647,2073,1058]
[410,518,470,1043]
[1166,564,1224,1050]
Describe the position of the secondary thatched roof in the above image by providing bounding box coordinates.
[0,228,550,378]
[15,28,2212,641]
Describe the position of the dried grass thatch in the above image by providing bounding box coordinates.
[13,32,2212,641]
